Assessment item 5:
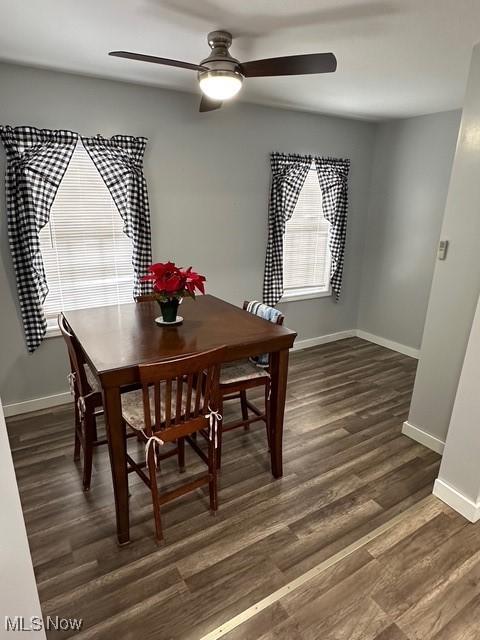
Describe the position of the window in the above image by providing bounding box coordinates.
[39,141,134,329]
[282,163,332,301]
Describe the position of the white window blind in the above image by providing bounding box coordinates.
[282,163,332,299]
[39,141,134,326]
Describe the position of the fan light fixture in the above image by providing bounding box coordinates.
[198,70,243,100]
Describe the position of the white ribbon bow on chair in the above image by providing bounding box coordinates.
[144,434,165,469]
[205,406,222,449]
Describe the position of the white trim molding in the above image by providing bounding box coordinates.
[402,420,445,454]
[3,391,72,418]
[294,329,420,359]
[280,289,332,303]
[433,478,480,523]
[356,330,420,359]
[293,330,356,351]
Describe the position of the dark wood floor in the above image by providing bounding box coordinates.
[8,337,470,640]
[223,493,480,640]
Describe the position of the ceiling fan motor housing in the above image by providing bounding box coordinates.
[198,30,244,100]
[199,30,243,76]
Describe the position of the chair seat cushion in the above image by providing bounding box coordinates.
[121,386,200,432]
[121,389,147,431]
[220,361,269,386]
[84,364,100,393]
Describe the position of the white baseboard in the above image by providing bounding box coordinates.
[3,391,72,418]
[295,329,420,359]
[293,330,356,351]
[433,478,480,522]
[402,420,445,455]
[356,330,420,359]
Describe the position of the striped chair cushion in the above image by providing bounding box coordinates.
[246,301,282,367]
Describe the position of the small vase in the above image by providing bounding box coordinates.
[159,298,180,323]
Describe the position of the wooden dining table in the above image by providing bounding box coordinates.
[65,294,297,544]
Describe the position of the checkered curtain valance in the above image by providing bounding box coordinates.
[82,135,152,300]
[262,152,350,306]
[0,126,78,351]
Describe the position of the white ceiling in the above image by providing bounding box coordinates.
[1,0,480,120]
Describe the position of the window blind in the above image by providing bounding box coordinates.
[39,141,134,325]
[283,165,332,297]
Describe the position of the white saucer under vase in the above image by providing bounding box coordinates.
[155,315,184,327]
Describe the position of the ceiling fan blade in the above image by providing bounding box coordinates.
[109,51,205,72]
[240,52,337,77]
[199,95,223,113]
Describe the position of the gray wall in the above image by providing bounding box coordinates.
[0,399,45,633]
[408,43,480,444]
[436,293,480,507]
[0,62,376,406]
[357,111,461,350]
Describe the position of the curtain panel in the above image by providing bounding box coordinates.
[0,126,78,351]
[0,127,152,352]
[263,153,312,306]
[263,151,350,306]
[81,135,152,300]
[315,158,350,300]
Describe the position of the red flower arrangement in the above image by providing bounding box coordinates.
[141,261,206,302]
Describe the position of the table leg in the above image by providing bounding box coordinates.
[103,385,130,545]
[269,348,289,478]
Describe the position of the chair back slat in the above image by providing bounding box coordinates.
[185,373,194,420]
[137,347,226,436]
[165,379,173,427]
[194,374,203,416]
[203,369,211,410]
[58,313,91,397]
[175,376,184,424]
[154,383,162,429]
[142,384,154,433]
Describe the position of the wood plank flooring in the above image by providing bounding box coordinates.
[7,337,474,640]
[223,494,480,640]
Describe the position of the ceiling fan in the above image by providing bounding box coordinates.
[109,30,337,112]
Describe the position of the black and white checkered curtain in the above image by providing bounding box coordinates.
[315,158,350,300]
[263,153,312,305]
[0,126,78,352]
[263,152,350,305]
[82,135,152,299]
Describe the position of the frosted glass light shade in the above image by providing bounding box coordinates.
[199,70,243,100]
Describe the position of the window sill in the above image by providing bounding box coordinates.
[281,290,332,303]
[45,325,61,339]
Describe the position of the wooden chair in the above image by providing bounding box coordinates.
[59,313,107,491]
[121,347,225,542]
[216,301,284,469]
[59,313,137,491]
